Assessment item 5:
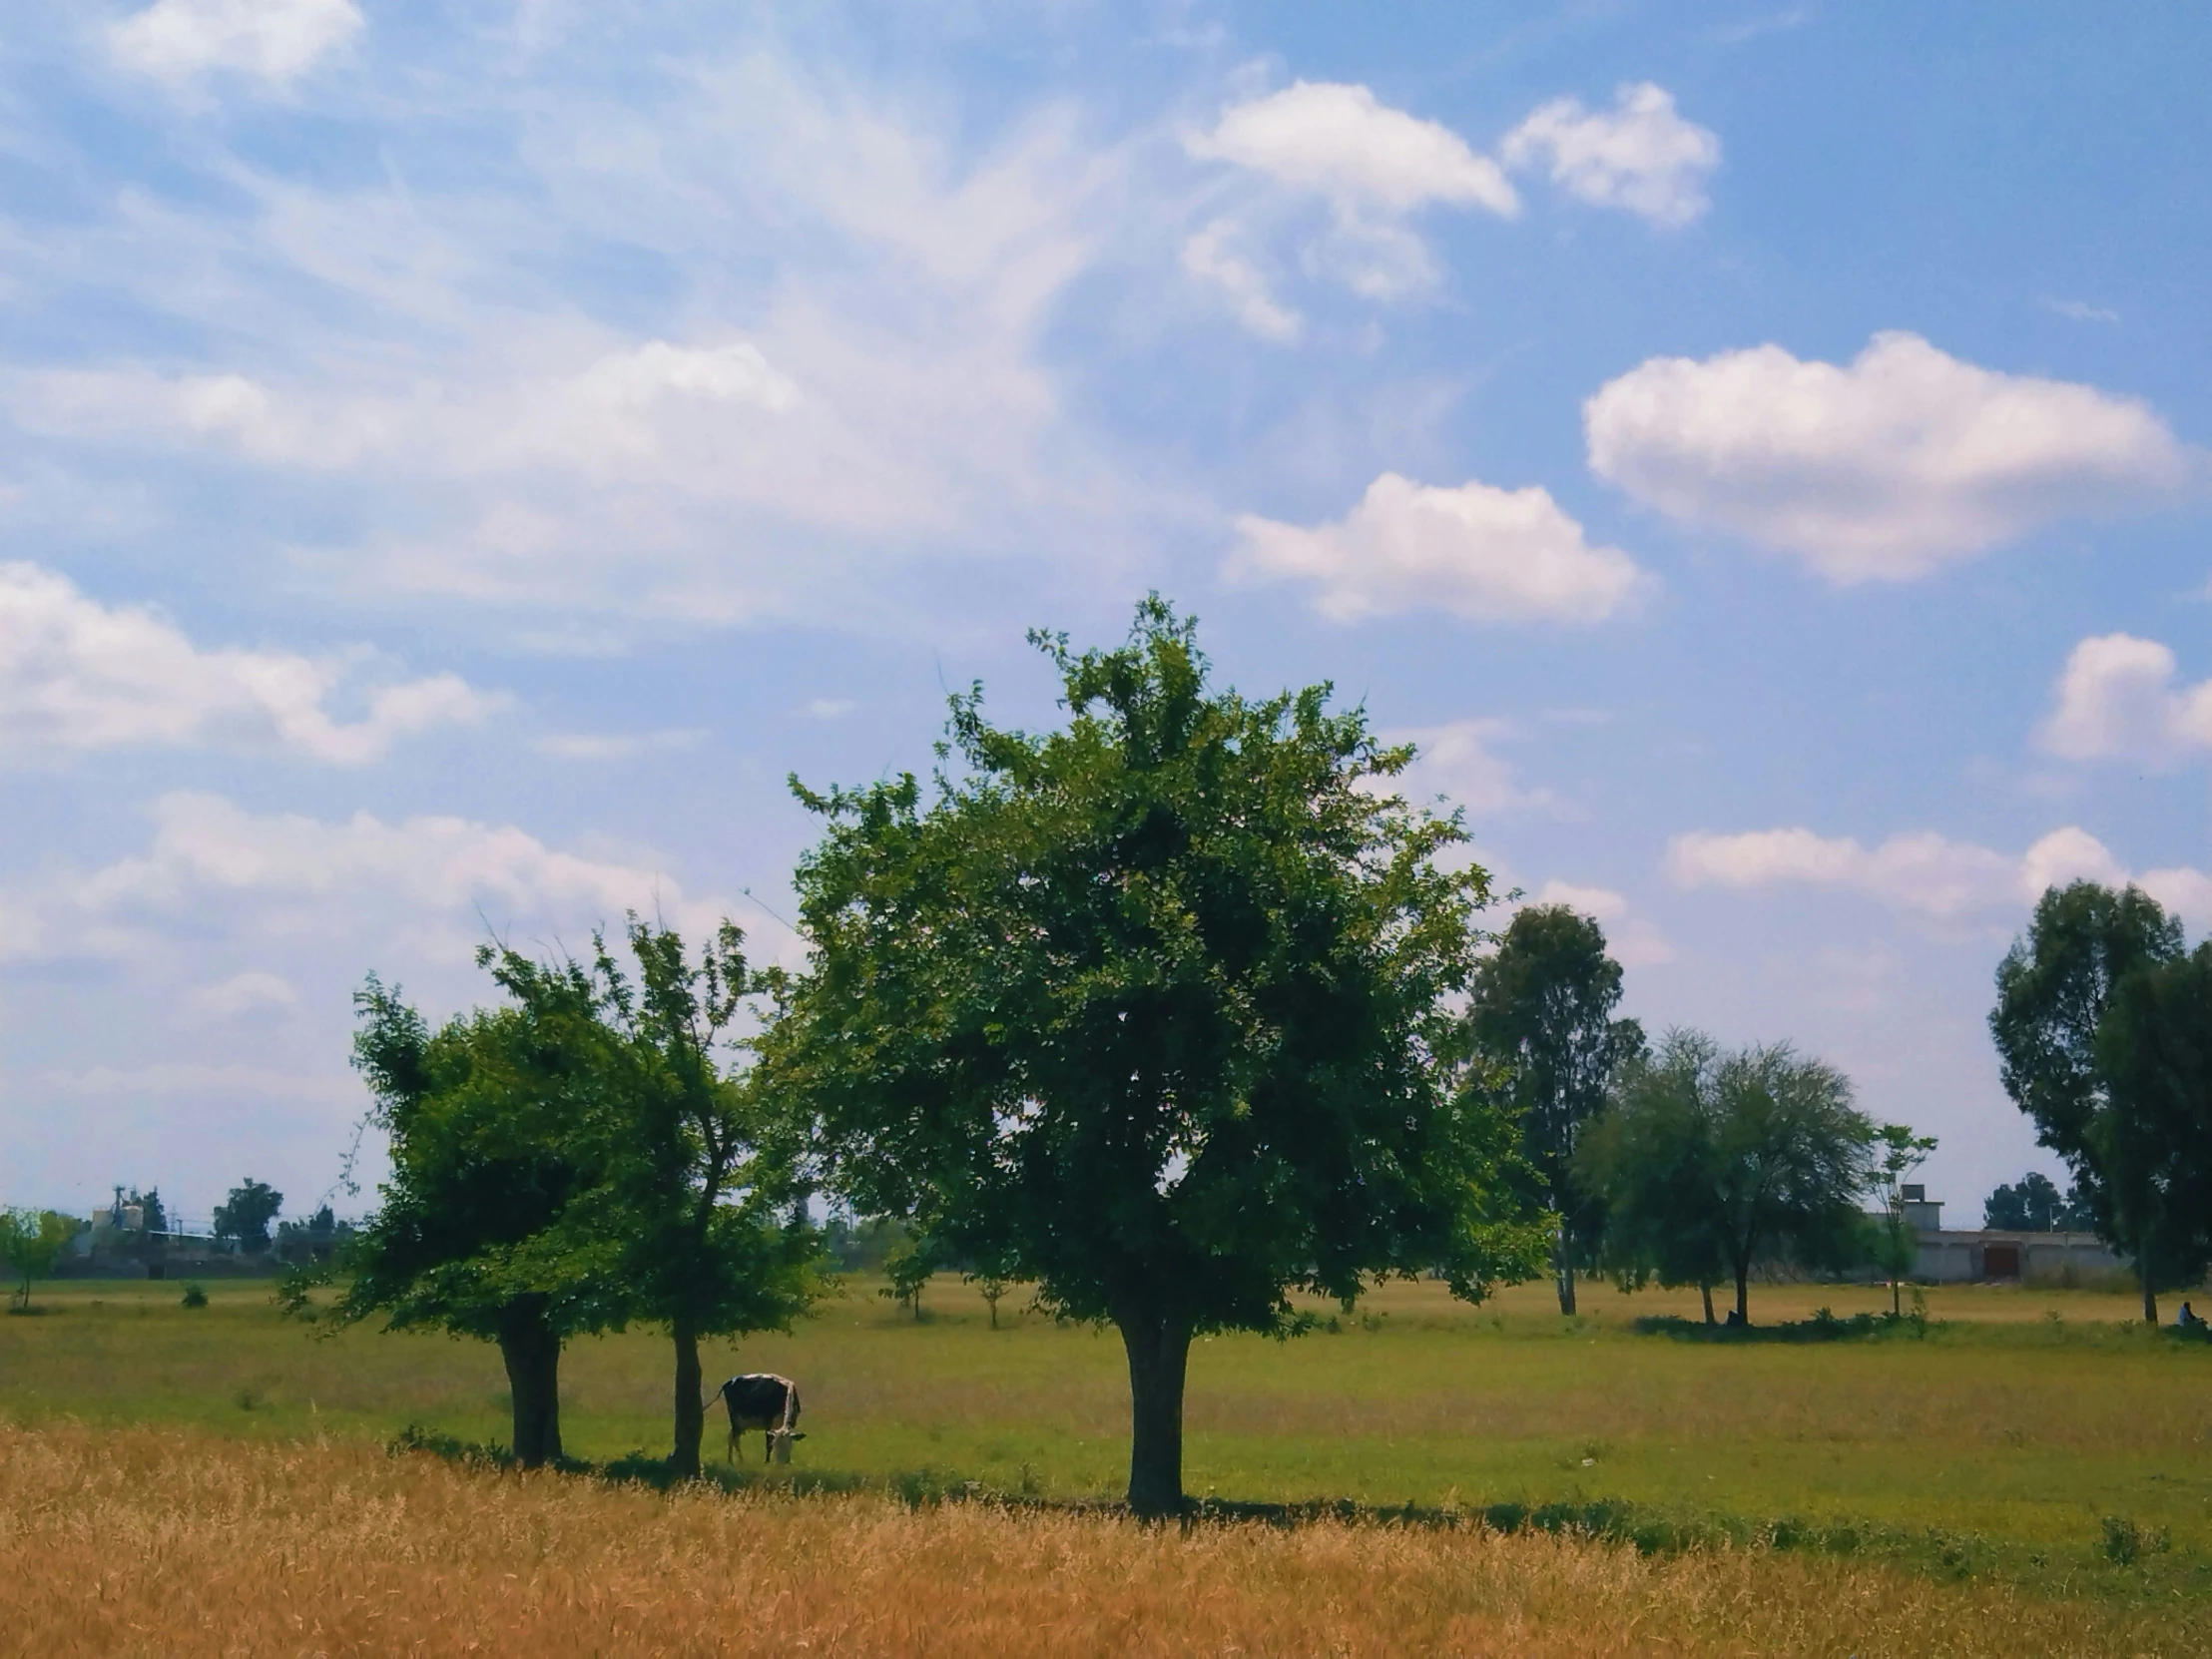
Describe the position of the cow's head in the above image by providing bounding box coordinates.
[769,1428,807,1464]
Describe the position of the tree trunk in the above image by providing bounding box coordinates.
[1699,1282,1714,1326]
[1733,1262,1750,1325]
[1553,1212,1576,1317]
[1117,1306,1193,1520]
[2140,1231,2158,1325]
[496,1302,564,1469]
[670,1313,705,1478]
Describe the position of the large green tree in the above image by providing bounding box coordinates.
[1990,880,2186,1320]
[2092,943,2212,1321]
[1990,882,2181,1229]
[586,918,829,1478]
[340,954,632,1467]
[1463,903,1644,1315]
[1577,1030,1883,1325]
[769,599,1546,1516]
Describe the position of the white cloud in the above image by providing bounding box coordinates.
[2039,634,2212,767]
[1667,823,2212,928]
[1180,219,1302,342]
[1228,472,1651,624]
[6,791,804,970]
[2042,297,2119,324]
[1391,718,1556,818]
[0,562,502,762]
[1585,331,2193,581]
[111,0,363,84]
[191,970,299,1015]
[1500,84,1720,229]
[1186,82,1518,218]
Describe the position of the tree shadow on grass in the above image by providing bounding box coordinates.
[1631,1310,1933,1344]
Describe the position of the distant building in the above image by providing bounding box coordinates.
[1899,1186,2129,1286]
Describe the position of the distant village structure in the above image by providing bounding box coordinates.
[1898,1186,2129,1286]
[60,1185,349,1280]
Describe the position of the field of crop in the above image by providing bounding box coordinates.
[4,1273,2210,1652]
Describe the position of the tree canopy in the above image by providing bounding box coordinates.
[1462,903,1644,1315]
[1982,1172,2092,1232]
[214,1179,282,1254]
[339,955,633,1466]
[1990,879,2199,1320]
[2092,942,2212,1310]
[1577,1030,1882,1324]
[769,598,1546,1514]
[1990,880,2181,1234]
[581,918,829,1477]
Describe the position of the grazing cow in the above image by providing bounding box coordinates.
[716,1373,805,1464]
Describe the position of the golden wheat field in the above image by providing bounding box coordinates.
[0,1418,2198,1658]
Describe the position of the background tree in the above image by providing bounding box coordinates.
[1578,1030,1878,1325]
[213,1179,282,1255]
[1868,1124,1938,1318]
[582,917,829,1479]
[337,955,631,1467]
[1463,904,1644,1316]
[879,1231,942,1322]
[1991,880,2190,1320]
[1983,1172,2093,1232]
[0,1210,79,1312]
[770,599,1546,1516]
[2092,943,2212,1321]
[1990,881,2180,1242]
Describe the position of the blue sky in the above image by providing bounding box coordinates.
[3,1,2208,1229]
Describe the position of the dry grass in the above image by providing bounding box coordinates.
[0,1420,2188,1657]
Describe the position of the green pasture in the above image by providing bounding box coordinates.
[6,1274,2210,1590]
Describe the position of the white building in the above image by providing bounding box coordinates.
[1901,1186,2130,1286]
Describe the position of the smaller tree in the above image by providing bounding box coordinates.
[1578,1030,1878,1325]
[1,1210,80,1312]
[972,1273,1011,1329]
[1868,1125,1938,1318]
[1463,904,1645,1316]
[880,1232,942,1322]
[1983,1172,2092,1232]
[214,1180,282,1255]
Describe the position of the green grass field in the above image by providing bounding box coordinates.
[6,1273,2210,1605]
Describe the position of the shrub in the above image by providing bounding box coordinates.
[180,1283,209,1310]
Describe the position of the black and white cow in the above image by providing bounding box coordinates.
[715,1373,804,1464]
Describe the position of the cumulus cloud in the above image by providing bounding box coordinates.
[2039,634,2212,767]
[1500,83,1721,229]
[1228,473,1651,624]
[1667,823,2211,927]
[1180,219,1302,342]
[1186,82,1518,218]
[1182,82,1514,312]
[0,562,502,762]
[111,0,363,84]
[1585,331,2193,581]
